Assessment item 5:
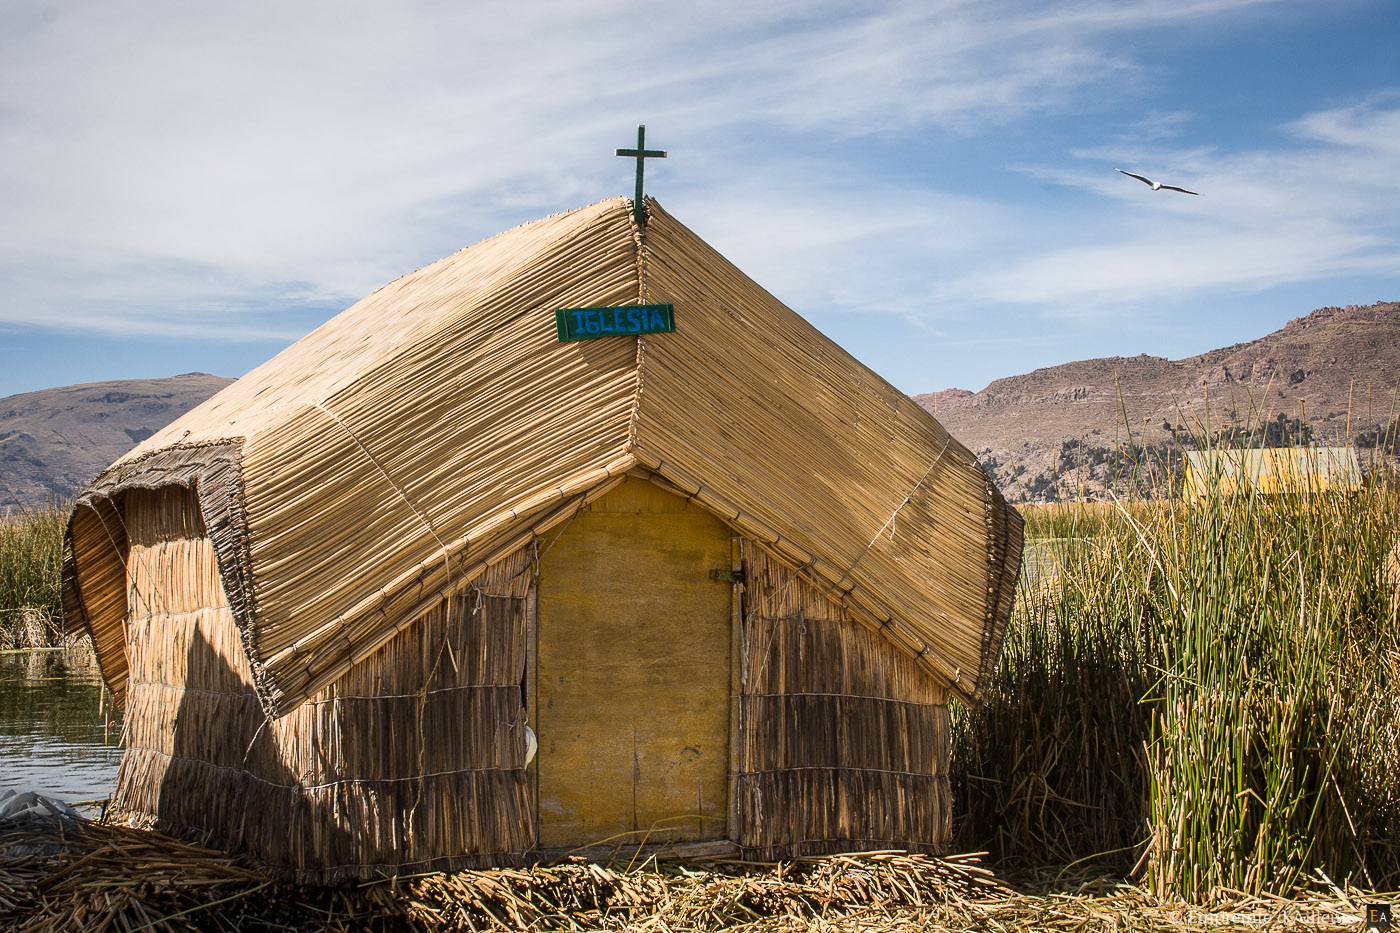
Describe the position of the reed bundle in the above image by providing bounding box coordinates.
[3,817,1387,932]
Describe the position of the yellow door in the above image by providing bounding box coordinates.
[535,478,732,848]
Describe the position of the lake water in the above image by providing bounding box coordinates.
[0,646,122,815]
[1021,538,1065,583]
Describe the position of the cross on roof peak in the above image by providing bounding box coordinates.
[615,124,666,233]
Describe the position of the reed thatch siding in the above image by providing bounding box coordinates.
[733,544,950,858]
[112,485,536,881]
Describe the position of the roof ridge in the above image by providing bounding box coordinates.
[626,196,650,456]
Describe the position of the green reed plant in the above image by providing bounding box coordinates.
[1018,500,1125,540]
[952,445,1400,900]
[1141,464,1399,899]
[0,508,66,647]
[951,508,1157,873]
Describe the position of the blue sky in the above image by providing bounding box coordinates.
[2,0,1398,400]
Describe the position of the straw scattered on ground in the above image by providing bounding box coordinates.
[1,819,1389,932]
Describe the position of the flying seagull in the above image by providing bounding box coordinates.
[1116,168,1199,196]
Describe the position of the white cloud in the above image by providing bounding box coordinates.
[934,93,1400,314]
[1288,90,1400,153]
[0,0,1387,348]
[945,224,1388,308]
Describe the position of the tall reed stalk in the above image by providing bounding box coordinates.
[0,508,66,648]
[952,446,1400,900]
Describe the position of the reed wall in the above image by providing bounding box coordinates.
[106,480,959,878]
[112,486,535,882]
[733,542,951,858]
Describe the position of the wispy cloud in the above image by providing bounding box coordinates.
[1288,89,1400,153]
[0,0,1392,373]
[929,93,1400,314]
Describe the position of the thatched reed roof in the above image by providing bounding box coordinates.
[64,196,1021,714]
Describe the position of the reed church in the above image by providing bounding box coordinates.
[64,196,1022,881]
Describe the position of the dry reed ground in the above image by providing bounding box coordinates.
[0,819,1390,932]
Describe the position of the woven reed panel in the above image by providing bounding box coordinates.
[63,498,130,705]
[733,543,950,857]
[535,478,732,847]
[114,486,536,881]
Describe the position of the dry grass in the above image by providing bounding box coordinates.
[1,818,1387,932]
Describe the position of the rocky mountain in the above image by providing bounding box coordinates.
[0,374,233,511]
[917,301,1400,502]
[4,302,1396,512]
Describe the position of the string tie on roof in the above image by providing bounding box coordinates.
[835,432,955,595]
[304,400,451,560]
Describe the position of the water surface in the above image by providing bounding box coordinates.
[0,646,121,815]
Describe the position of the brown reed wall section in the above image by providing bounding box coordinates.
[733,543,950,858]
[62,496,129,703]
[112,485,537,882]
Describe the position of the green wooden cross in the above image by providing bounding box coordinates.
[615,124,666,232]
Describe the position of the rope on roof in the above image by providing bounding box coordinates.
[304,401,451,559]
[753,432,956,627]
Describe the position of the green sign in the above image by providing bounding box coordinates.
[555,304,674,342]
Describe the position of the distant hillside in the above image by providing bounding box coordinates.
[917,301,1400,502]
[0,374,234,511]
[6,302,1397,512]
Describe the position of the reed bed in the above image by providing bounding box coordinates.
[1018,499,1162,540]
[953,446,1400,901]
[0,508,65,649]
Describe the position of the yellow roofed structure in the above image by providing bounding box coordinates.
[61,196,1022,876]
[1183,447,1361,500]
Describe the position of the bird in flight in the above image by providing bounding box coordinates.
[1116,168,1199,195]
